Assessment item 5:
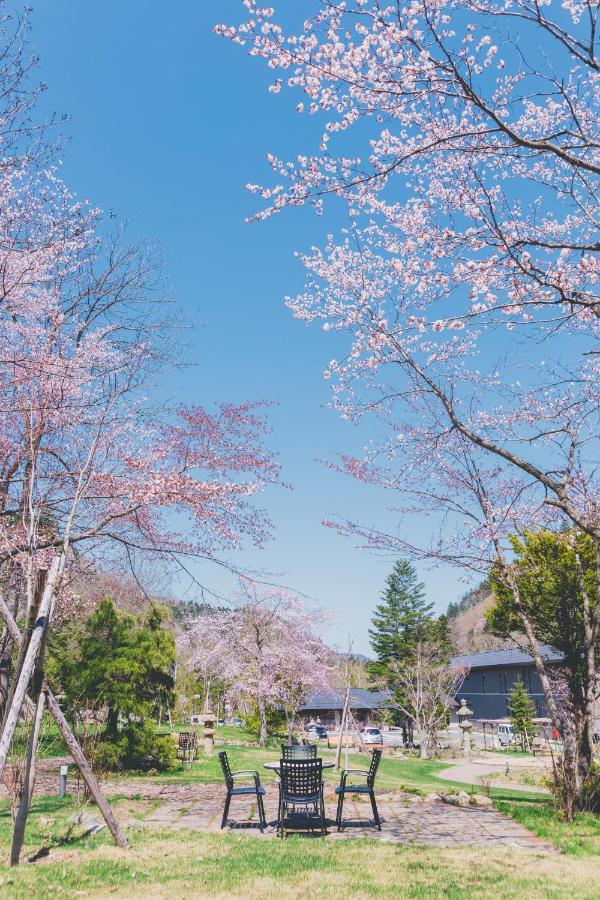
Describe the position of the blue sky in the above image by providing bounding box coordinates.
[27,0,468,652]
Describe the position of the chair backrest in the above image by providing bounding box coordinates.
[281,743,317,760]
[367,749,383,788]
[178,732,190,749]
[219,751,233,789]
[280,758,322,799]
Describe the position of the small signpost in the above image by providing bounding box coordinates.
[58,764,68,799]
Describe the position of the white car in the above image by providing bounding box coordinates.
[497,723,515,747]
[359,727,383,745]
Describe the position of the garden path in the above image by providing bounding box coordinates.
[438,755,550,794]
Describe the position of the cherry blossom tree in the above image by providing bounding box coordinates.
[0,6,281,861]
[219,0,600,817]
[180,582,334,746]
[388,640,467,759]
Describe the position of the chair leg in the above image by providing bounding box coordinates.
[257,792,266,831]
[370,790,381,831]
[336,791,344,831]
[320,793,326,837]
[221,791,232,829]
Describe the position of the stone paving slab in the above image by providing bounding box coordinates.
[1,758,555,853]
[124,785,556,854]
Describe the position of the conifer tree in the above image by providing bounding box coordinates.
[508,678,536,751]
[368,561,434,680]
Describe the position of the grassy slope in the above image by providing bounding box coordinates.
[0,797,598,899]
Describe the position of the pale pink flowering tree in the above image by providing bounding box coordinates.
[181,583,334,746]
[0,7,281,861]
[219,0,600,815]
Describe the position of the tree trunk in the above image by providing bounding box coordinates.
[503,567,583,820]
[106,707,119,740]
[0,564,21,722]
[258,697,267,749]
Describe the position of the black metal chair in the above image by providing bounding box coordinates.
[335,748,382,831]
[218,751,267,831]
[281,743,317,759]
[177,731,197,763]
[278,758,326,837]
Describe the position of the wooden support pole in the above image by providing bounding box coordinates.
[1,570,47,739]
[0,578,128,849]
[0,559,60,779]
[335,684,351,771]
[10,690,46,865]
[45,688,128,848]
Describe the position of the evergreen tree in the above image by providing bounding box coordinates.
[368,560,434,680]
[51,597,176,771]
[508,678,536,751]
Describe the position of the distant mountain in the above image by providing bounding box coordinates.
[446,581,511,654]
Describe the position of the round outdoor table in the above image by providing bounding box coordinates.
[263,760,335,772]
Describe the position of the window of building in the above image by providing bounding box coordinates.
[499,670,507,694]
[520,669,532,691]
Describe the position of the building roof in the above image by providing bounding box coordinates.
[300,688,388,712]
[450,645,563,670]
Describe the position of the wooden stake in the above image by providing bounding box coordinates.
[0,559,60,779]
[0,579,128,849]
[0,569,47,739]
[45,689,128,848]
[10,690,46,865]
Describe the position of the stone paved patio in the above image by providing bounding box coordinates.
[1,758,555,853]
[122,784,555,852]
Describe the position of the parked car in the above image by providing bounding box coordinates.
[359,727,383,745]
[306,725,328,741]
[229,716,244,727]
[497,723,515,747]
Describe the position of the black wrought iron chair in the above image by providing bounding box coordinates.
[218,751,267,831]
[335,748,382,831]
[278,758,326,837]
[177,731,197,763]
[281,743,317,760]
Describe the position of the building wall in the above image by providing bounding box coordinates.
[456,663,548,720]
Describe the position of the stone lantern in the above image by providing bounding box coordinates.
[201,710,216,756]
[457,699,474,758]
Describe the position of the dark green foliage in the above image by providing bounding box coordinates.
[51,597,176,771]
[244,704,285,741]
[368,560,442,681]
[487,529,598,716]
[90,721,173,773]
[508,678,536,750]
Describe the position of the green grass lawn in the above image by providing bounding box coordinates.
[494,799,600,856]
[130,742,543,804]
[0,795,598,898]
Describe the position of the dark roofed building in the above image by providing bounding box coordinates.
[451,645,564,721]
[299,688,388,727]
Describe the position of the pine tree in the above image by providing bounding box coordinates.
[508,678,536,751]
[368,560,434,680]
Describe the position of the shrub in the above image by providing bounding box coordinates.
[90,722,174,773]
